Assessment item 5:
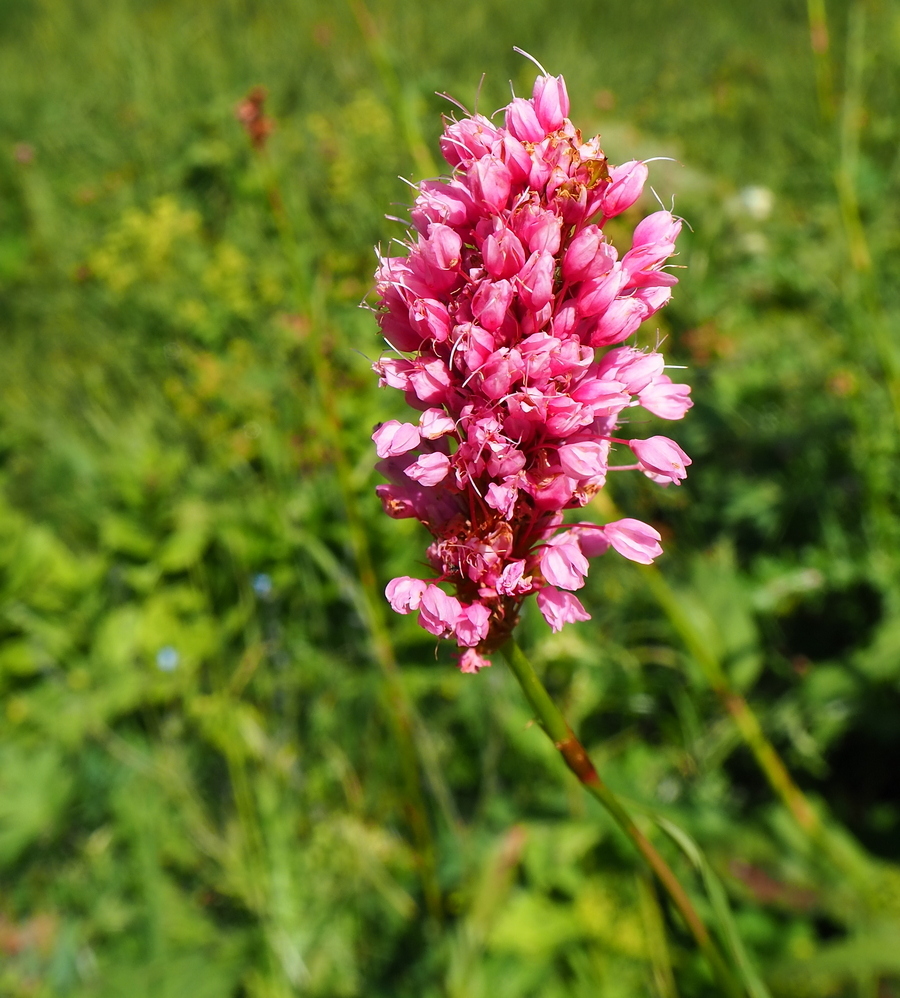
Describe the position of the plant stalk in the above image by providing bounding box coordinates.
[500,637,743,997]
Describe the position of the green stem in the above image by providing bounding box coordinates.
[638,562,822,838]
[593,491,825,843]
[500,637,743,997]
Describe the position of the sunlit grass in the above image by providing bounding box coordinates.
[1,0,900,995]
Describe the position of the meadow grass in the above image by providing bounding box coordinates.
[1,0,900,995]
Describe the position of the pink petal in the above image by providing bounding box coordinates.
[604,518,663,565]
[638,379,693,420]
[629,435,691,484]
[454,602,492,647]
[418,585,462,637]
[385,577,428,613]
[572,524,611,558]
[558,440,608,479]
[458,648,493,674]
[372,420,421,458]
[532,74,569,130]
[600,160,648,218]
[419,408,456,439]
[405,451,451,487]
[540,537,589,591]
[536,587,591,633]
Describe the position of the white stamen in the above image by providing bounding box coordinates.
[513,47,550,77]
[435,91,469,115]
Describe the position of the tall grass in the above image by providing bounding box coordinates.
[1,0,900,995]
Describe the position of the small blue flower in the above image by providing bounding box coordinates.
[252,573,273,598]
[156,646,179,672]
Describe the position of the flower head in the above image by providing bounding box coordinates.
[372,65,692,670]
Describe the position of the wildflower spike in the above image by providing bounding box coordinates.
[372,66,692,670]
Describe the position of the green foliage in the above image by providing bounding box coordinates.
[2,0,900,995]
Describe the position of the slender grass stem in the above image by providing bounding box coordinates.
[592,491,825,840]
[243,139,446,921]
[500,637,744,997]
[637,560,822,836]
[305,311,445,920]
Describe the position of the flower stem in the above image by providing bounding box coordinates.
[500,637,743,996]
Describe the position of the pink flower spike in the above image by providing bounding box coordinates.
[604,518,663,564]
[629,435,692,484]
[372,420,421,458]
[532,75,570,130]
[536,587,591,633]
[385,577,428,614]
[458,648,492,674]
[540,535,589,591]
[405,451,451,486]
[418,585,462,637]
[372,69,690,656]
[454,602,492,647]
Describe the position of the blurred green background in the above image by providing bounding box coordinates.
[2,0,900,994]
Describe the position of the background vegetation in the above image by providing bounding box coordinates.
[1,0,900,994]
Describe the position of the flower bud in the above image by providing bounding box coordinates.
[587,296,645,346]
[439,114,497,166]
[576,268,625,317]
[558,440,608,479]
[458,648,492,673]
[372,420,421,458]
[532,75,570,131]
[541,535,589,590]
[600,160,648,218]
[603,518,663,564]
[471,279,514,332]
[505,97,546,142]
[562,225,603,283]
[517,250,555,310]
[419,407,456,438]
[629,435,691,484]
[409,298,451,342]
[483,226,526,279]
[514,202,562,255]
[422,223,462,270]
[418,585,462,637]
[405,451,451,487]
[536,587,590,632]
[454,602,492,646]
[385,577,428,613]
[467,156,512,212]
[638,378,693,420]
